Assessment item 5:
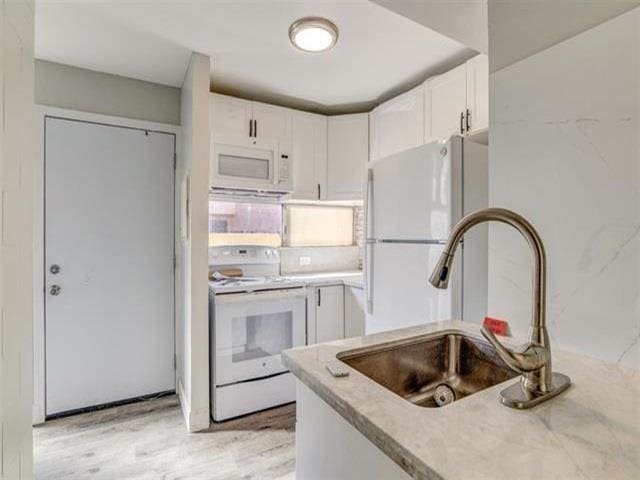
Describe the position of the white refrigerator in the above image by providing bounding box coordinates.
[364,136,488,334]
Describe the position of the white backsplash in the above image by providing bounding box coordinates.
[488,8,639,369]
[280,246,360,274]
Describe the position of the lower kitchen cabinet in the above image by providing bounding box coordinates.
[315,285,345,343]
[344,286,365,338]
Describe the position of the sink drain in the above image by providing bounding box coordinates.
[434,384,456,407]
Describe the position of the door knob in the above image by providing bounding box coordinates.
[49,285,61,296]
[50,264,61,274]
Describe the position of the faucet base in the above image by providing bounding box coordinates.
[499,372,571,409]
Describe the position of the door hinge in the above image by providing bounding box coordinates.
[173,354,177,370]
[173,255,177,270]
[173,152,177,169]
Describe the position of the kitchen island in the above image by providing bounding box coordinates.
[283,320,640,480]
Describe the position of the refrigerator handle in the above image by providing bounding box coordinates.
[364,169,374,314]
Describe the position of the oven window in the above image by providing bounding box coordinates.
[231,311,293,362]
[209,200,282,247]
[218,154,270,180]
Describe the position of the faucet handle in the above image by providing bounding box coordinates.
[480,326,548,374]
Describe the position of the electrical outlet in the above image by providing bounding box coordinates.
[299,256,312,266]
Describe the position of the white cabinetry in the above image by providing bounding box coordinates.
[424,63,467,142]
[369,86,424,162]
[465,54,489,136]
[327,113,368,200]
[315,286,345,343]
[210,93,292,145]
[344,286,365,338]
[424,54,489,143]
[292,111,327,200]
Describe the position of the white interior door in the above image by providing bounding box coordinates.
[45,117,175,415]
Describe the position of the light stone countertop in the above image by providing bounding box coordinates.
[282,320,640,480]
[284,270,363,289]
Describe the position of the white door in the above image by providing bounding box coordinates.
[252,101,292,142]
[367,243,455,334]
[315,286,345,343]
[210,93,253,145]
[292,111,327,200]
[327,113,368,200]
[375,86,424,160]
[465,54,489,135]
[424,64,467,143]
[45,117,175,415]
[370,142,452,241]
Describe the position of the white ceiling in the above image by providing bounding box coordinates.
[35,0,475,114]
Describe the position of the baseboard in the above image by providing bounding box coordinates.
[177,378,210,433]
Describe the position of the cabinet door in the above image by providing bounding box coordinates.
[344,287,365,338]
[315,286,345,343]
[327,113,368,201]
[465,54,489,135]
[424,63,467,142]
[292,111,327,200]
[210,93,252,143]
[252,101,292,142]
[375,86,424,159]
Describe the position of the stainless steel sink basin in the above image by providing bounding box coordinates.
[337,331,518,408]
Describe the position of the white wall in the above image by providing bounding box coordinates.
[488,8,639,369]
[1,0,35,477]
[488,0,639,71]
[35,59,181,125]
[176,52,211,432]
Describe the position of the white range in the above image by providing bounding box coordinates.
[208,246,307,421]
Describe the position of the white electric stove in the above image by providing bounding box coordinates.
[209,246,307,421]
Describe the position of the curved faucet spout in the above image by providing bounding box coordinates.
[430,207,571,408]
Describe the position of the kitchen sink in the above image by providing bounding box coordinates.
[337,331,518,408]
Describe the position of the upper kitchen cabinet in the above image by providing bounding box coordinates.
[424,63,467,142]
[292,111,328,200]
[210,93,254,144]
[327,113,368,200]
[210,93,292,146]
[424,54,489,143]
[465,54,489,137]
[369,85,424,162]
[252,101,292,142]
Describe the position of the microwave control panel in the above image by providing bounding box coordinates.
[278,150,292,188]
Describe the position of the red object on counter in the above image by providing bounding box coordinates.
[483,317,509,336]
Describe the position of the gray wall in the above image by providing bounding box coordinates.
[35,59,181,125]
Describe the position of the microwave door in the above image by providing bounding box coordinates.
[211,141,277,190]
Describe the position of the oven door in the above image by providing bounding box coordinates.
[211,140,277,190]
[214,287,306,386]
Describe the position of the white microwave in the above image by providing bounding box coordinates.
[210,139,292,192]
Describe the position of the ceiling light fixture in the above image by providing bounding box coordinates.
[289,17,338,53]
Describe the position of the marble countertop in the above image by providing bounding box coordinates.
[284,270,363,289]
[283,320,640,480]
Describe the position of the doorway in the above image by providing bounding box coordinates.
[42,115,176,416]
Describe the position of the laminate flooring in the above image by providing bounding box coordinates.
[34,395,296,480]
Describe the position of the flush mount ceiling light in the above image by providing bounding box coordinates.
[289,17,338,53]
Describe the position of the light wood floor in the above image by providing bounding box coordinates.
[34,395,296,480]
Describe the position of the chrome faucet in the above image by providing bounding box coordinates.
[429,207,570,409]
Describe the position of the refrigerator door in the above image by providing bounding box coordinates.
[369,141,452,241]
[366,242,460,334]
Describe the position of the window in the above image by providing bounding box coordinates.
[209,200,282,247]
[285,205,354,247]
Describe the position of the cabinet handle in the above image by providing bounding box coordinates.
[254,119,257,138]
[317,289,321,307]
[466,109,471,132]
[317,183,321,200]
[249,119,253,137]
[460,111,464,135]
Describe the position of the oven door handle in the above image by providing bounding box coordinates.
[214,287,308,303]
